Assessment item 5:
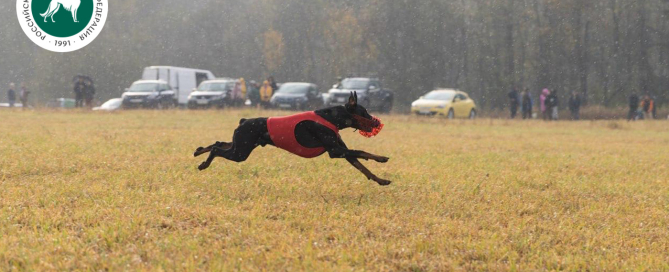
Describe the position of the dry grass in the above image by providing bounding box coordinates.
[1,109,669,271]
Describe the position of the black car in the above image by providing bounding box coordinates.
[121,80,177,109]
[326,77,393,113]
[270,82,323,110]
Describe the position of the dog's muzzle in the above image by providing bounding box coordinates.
[354,115,384,138]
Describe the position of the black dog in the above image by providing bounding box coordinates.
[194,92,392,186]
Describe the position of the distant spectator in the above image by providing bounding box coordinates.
[259,80,273,108]
[628,92,639,121]
[248,80,260,107]
[239,78,247,103]
[230,81,243,107]
[640,95,654,120]
[540,88,551,120]
[652,95,658,120]
[84,79,95,108]
[19,83,30,109]
[74,78,85,108]
[7,83,16,107]
[521,89,533,120]
[268,76,278,93]
[546,89,559,120]
[508,88,520,119]
[568,91,582,121]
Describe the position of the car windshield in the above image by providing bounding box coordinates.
[198,82,234,91]
[278,84,309,94]
[424,91,455,101]
[339,79,369,90]
[128,83,160,92]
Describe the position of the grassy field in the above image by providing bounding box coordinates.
[1,109,669,271]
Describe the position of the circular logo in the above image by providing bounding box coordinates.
[16,0,108,52]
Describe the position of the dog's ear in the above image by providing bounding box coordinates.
[347,92,357,107]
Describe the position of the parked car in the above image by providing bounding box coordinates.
[187,79,237,109]
[411,89,477,119]
[270,82,323,110]
[121,80,177,109]
[325,77,393,113]
[141,66,216,106]
[93,98,123,111]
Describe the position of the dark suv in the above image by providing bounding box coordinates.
[325,77,393,113]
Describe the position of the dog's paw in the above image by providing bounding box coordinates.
[375,178,392,186]
[198,162,210,171]
[376,156,390,163]
[194,147,205,157]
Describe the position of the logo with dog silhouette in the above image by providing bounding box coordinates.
[16,0,108,52]
[40,0,81,23]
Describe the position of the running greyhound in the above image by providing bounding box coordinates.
[194,92,391,186]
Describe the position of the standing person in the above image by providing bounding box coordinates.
[540,88,551,120]
[230,81,243,107]
[546,89,559,120]
[521,89,533,120]
[640,95,654,120]
[259,80,273,108]
[508,88,520,119]
[74,77,85,108]
[268,76,278,93]
[239,78,248,105]
[19,83,30,109]
[568,91,582,121]
[628,92,640,121]
[7,83,16,107]
[84,79,95,108]
[651,95,658,120]
[248,80,260,107]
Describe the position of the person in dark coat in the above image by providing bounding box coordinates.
[7,83,16,107]
[268,76,278,93]
[508,88,520,119]
[568,91,582,121]
[545,89,559,121]
[521,89,533,120]
[628,92,640,121]
[84,79,95,108]
[74,78,85,108]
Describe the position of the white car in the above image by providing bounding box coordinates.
[93,98,123,111]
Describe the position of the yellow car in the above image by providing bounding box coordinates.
[411,89,477,119]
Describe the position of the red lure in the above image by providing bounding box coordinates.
[353,115,384,138]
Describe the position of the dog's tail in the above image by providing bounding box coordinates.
[40,3,58,17]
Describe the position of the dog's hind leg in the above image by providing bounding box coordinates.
[49,4,60,22]
[197,118,267,170]
[194,141,232,157]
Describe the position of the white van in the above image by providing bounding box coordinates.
[141,66,216,105]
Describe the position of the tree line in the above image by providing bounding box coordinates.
[1,0,668,110]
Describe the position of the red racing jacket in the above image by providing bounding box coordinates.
[267,111,339,158]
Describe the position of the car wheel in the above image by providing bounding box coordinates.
[447,109,455,119]
[469,109,477,119]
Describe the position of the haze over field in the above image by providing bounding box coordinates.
[1,0,668,109]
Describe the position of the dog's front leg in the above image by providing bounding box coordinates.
[346,157,391,186]
[194,141,232,157]
[347,150,389,163]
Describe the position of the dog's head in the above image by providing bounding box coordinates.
[345,92,384,137]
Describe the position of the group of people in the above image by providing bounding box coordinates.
[5,82,30,108]
[628,93,656,121]
[242,76,279,108]
[73,76,96,108]
[508,88,583,121]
